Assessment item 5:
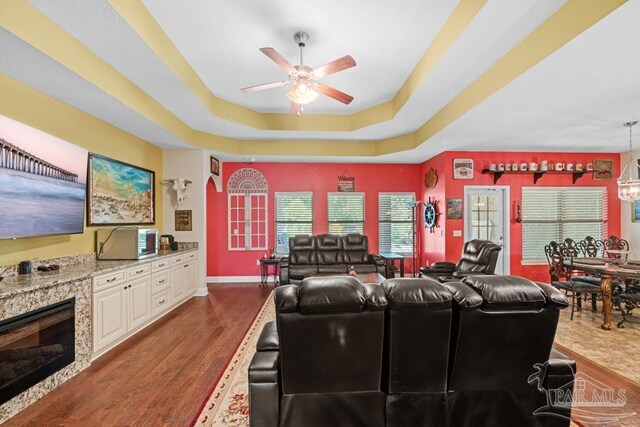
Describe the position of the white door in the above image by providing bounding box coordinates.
[464,187,510,275]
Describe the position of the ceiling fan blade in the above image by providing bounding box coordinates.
[312,55,356,78]
[259,47,297,73]
[241,81,288,93]
[315,84,354,105]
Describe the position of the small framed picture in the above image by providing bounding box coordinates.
[633,200,640,223]
[593,159,613,180]
[447,198,463,219]
[175,209,193,231]
[453,158,474,179]
[210,156,220,176]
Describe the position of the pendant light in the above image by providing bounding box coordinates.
[617,121,640,202]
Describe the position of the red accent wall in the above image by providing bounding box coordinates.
[419,151,621,282]
[207,162,421,277]
[207,152,621,282]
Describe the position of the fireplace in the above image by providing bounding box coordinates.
[0,298,75,405]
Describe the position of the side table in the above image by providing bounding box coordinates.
[259,258,280,287]
[378,253,406,279]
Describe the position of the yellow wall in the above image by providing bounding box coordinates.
[0,74,163,265]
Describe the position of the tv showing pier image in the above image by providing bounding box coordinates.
[0,115,87,239]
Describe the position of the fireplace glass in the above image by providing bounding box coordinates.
[0,298,75,405]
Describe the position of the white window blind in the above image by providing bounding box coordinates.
[521,187,608,262]
[328,192,365,235]
[379,193,415,255]
[275,192,313,254]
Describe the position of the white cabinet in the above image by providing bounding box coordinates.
[93,284,127,351]
[92,250,198,357]
[171,257,198,303]
[128,276,152,330]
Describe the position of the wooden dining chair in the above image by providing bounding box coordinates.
[603,235,630,258]
[578,236,604,258]
[546,243,600,320]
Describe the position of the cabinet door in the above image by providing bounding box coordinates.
[93,285,127,352]
[171,266,185,303]
[128,276,152,331]
[184,261,197,294]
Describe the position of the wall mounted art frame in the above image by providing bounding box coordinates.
[593,159,613,181]
[453,158,474,179]
[175,209,193,231]
[210,155,220,176]
[446,198,463,219]
[633,200,640,223]
[87,154,155,226]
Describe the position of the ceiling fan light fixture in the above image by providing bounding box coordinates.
[286,82,319,105]
[617,121,640,202]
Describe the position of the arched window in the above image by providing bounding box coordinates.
[227,168,268,251]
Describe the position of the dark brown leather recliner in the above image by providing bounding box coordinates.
[382,278,453,425]
[280,234,385,284]
[420,239,501,282]
[249,275,575,427]
[445,275,574,427]
[250,276,388,427]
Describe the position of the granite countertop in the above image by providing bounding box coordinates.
[0,248,197,300]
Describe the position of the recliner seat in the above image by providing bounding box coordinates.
[420,239,502,281]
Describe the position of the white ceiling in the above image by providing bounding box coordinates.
[1,0,638,162]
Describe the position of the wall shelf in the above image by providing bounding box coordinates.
[481,169,591,185]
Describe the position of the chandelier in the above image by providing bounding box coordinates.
[617,121,640,202]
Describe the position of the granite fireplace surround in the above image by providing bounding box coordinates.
[0,243,198,423]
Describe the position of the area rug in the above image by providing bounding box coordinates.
[192,292,582,426]
[192,291,275,426]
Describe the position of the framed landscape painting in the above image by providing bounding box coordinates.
[87,154,155,225]
[633,200,640,223]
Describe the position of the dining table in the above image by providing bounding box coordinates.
[571,256,640,330]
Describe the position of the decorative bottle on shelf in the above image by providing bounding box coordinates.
[349,265,357,277]
[269,248,276,259]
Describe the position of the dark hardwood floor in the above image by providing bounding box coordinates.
[5,283,272,427]
[6,283,640,426]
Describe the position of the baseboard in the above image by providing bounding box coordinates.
[206,276,262,283]
[194,287,208,296]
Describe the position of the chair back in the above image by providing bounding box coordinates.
[275,276,387,395]
[342,233,370,264]
[579,236,603,257]
[603,235,630,256]
[288,235,317,265]
[545,242,570,282]
[315,234,345,271]
[455,239,502,274]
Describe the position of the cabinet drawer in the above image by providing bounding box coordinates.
[152,289,171,315]
[171,255,186,265]
[94,270,126,291]
[186,252,197,260]
[151,271,170,294]
[152,258,171,272]
[127,264,151,278]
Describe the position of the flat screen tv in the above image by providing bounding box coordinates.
[0,115,88,239]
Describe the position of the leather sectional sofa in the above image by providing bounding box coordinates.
[249,275,575,427]
[279,234,386,285]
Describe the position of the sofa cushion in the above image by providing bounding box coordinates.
[316,234,344,265]
[352,264,377,274]
[289,265,319,280]
[298,276,366,314]
[462,275,547,311]
[289,235,317,265]
[342,234,370,264]
[318,264,348,274]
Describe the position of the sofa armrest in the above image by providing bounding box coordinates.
[279,257,290,285]
[432,261,457,270]
[539,349,576,426]
[249,350,280,427]
[420,262,456,277]
[368,254,385,266]
[256,321,279,351]
[440,281,483,310]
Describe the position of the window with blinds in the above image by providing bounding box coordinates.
[379,193,415,255]
[328,192,365,235]
[521,187,608,262]
[275,192,313,254]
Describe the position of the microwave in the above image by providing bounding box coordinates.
[96,227,158,260]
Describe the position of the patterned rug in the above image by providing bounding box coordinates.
[192,291,275,426]
[192,291,585,426]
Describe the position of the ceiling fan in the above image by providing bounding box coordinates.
[241,31,356,115]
